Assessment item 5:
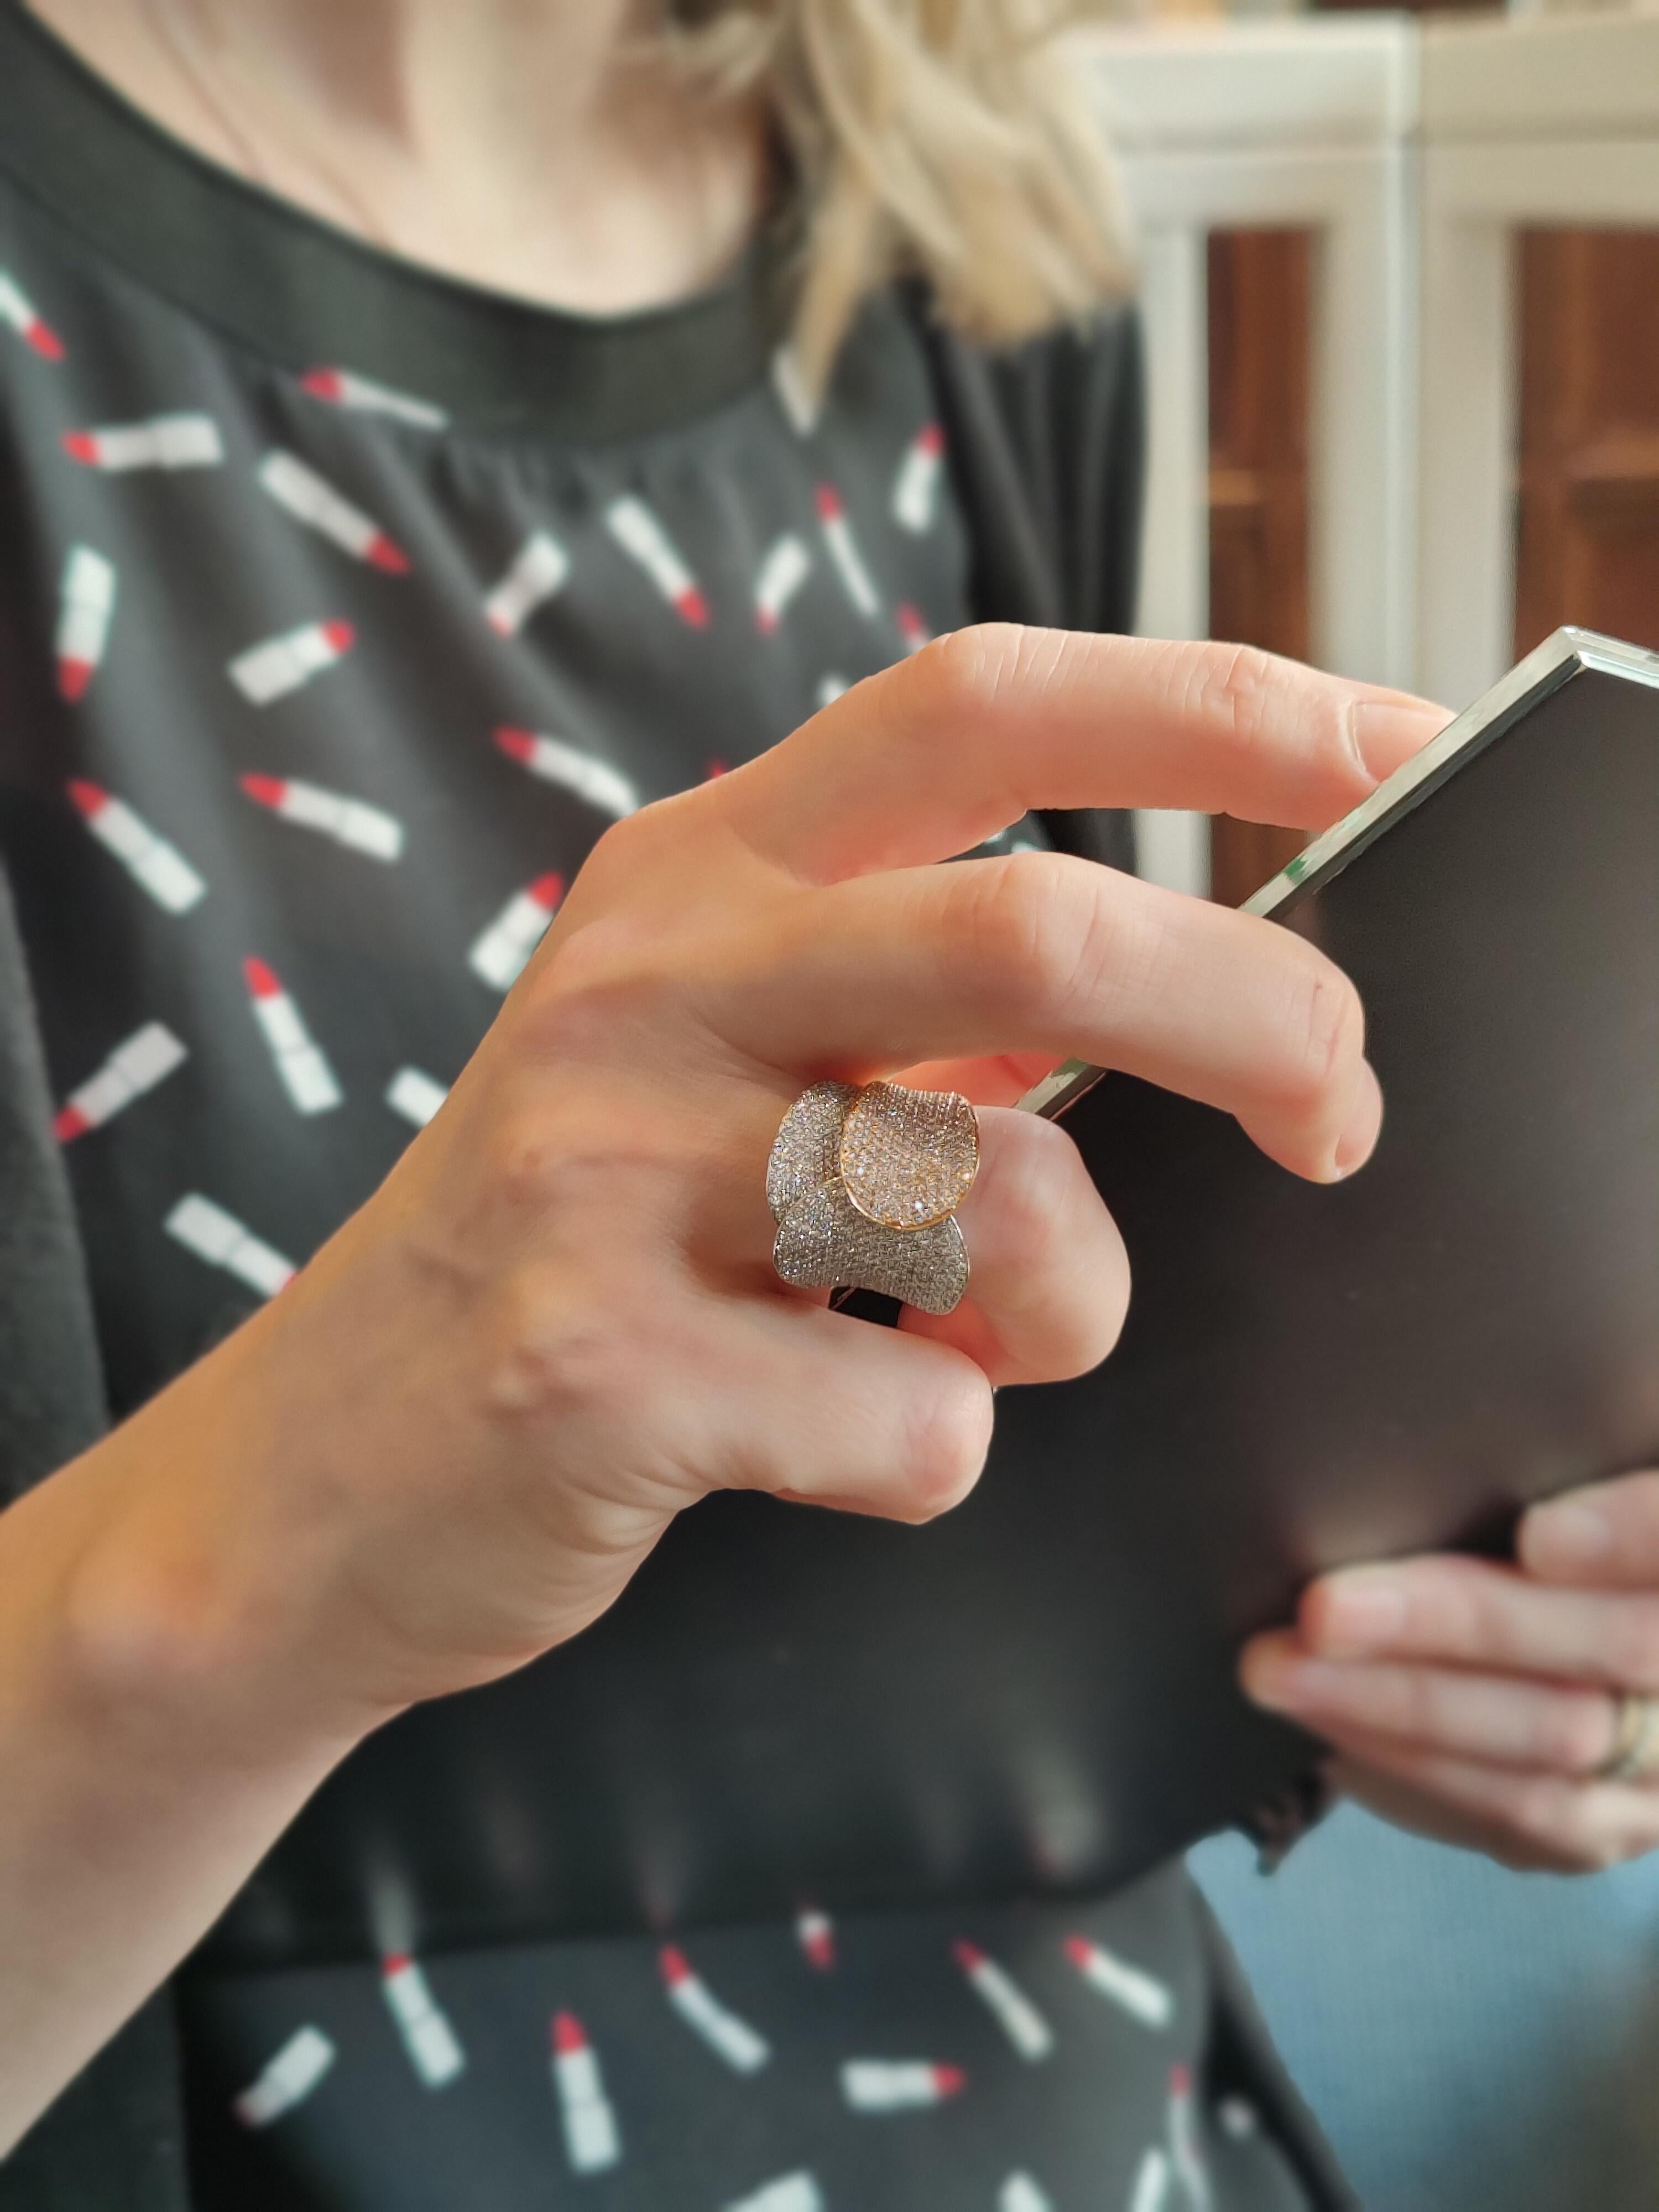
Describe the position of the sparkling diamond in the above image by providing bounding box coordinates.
[838,1082,978,1230]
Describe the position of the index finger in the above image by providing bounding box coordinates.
[722,628,1451,883]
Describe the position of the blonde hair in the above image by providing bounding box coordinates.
[667,2,1135,393]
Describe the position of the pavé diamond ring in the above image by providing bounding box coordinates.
[766,1079,979,1316]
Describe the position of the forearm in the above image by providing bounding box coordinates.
[0,1331,373,2153]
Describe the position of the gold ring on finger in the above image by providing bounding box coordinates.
[1597,1690,1659,1782]
[766,1078,979,1316]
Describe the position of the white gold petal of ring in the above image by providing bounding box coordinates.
[768,1079,978,1317]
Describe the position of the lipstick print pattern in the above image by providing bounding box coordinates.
[63,413,223,471]
[0,269,64,359]
[228,618,355,705]
[55,1021,186,1142]
[240,773,404,861]
[483,530,569,635]
[258,450,410,572]
[164,1194,294,1297]
[67,780,206,914]
[0,195,1254,2212]
[299,365,448,428]
[55,545,115,700]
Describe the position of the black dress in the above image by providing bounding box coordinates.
[0,6,1349,2208]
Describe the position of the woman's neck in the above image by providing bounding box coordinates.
[24,0,766,315]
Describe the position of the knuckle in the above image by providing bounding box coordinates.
[948,853,1135,1027]
[949,854,1070,1004]
[899,1370,994,1522]
[908,620,1044,723]
[1539,1697,1615,1776]
[481,1265,636,1427]
[1193,641,1281,770]
[1606,1605,1659,1691]
[1392,1667,1442,1740]
[481,1104,581,1218]
[1276,951,1365,1118]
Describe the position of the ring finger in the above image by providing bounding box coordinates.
[898,1104,1129,1387]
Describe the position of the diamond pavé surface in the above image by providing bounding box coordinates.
[766,1079,857,1222]
[838,1082,978,1230]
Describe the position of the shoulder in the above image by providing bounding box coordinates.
[901,287,1146,639]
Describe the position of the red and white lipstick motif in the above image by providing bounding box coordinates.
[380,1954,465,2087]
[550,2011,622,2174]
[483,531,569,635]
[951,1940,1053,2060]
[795,1909,835,1971]
[468,873,564,990]
[892,422,945,532]
[385,1067,448,1128]
[67,780,205,914]
[659,1945,771,2074]
[999,2176,1054,2212]
[232,2026,335,2128]
[257,450,409,572]
[1130,2148,1173,2212]
[839,2059,966,2113]
[62,413,222,471]
[55,546,116,700]
[754,534,812,633]
[228,619,354,705]
[243,957,342,1115]
[299,366,448,429]
[0,271,64,359]
[1061,1935,1173,2030]
[604,495,709,627]
[816,484,879,618]
[240,773,403,861]
[493,727,637,817]
[724,2176,824,2212]
[55,1021,186,1142]
[771,345,817,436]
[165,1194,294,1298]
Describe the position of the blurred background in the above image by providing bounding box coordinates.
[1068,3,1659,2201]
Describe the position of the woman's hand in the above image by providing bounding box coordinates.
[1241,1470,1659,1870]
[2,626,1449,2144]
[70,628,1444,1738]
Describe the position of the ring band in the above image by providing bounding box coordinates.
[1598,1691,1659,1782]
[768,1079,978,1316]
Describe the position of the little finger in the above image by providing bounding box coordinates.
[1327,1736,1659,1873]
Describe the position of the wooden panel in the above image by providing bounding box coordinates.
[1515,229,1659,662]
[1207,229,1314,909]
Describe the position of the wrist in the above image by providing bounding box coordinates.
[48,1313,392,1771]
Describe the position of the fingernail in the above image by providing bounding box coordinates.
[1334,1060,1383,1177]
[1317,1579,1405,1654]
[1528,1499,1614,1568]
[1350,699,1452,784]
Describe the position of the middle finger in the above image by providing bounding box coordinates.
[711,851,1379,1185]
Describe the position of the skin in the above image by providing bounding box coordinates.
[7,0,1659,2148]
